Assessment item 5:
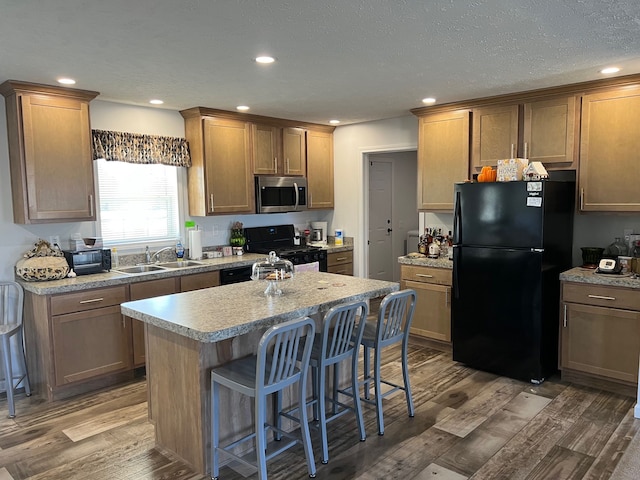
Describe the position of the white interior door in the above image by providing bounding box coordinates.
[368,160,393,280]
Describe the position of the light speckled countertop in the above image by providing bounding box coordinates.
[560,267,640,289]
[121,271,398,342]
[18,245,353,295]
[398,255,453,269]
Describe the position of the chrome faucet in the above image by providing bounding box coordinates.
[145,246,175,264]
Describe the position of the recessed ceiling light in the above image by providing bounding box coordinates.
[329,119,340,124]
[57,78,76,85]
[236,105,250,111]
[149,99,164,105]
[600,67,620,74]
[422,97,436,104]
[255,56,275,64]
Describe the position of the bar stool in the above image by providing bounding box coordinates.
[360,289,416,436]
[211,316,316,480]
[281,301,368,464]
[0,281,31,418]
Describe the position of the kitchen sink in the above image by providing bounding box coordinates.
[114,265,167,274]
[157,261,204,268]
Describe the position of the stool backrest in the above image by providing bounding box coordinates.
[257,316,315,395]
[0,281,24,331]
[375,289,416,347]
[322,301,368,365]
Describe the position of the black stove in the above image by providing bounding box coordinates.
[244,224,328,271]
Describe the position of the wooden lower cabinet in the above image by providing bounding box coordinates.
[400,264,451,344]
[560,281,640,395]
[129,278,179,368]
[52,305,132,386]
[327,250,353,275]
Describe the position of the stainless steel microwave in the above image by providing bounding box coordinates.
[255,176,308,214]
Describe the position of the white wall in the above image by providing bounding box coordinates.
[333,116,418,276]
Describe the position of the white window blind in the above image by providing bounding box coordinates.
[95,159,180,245]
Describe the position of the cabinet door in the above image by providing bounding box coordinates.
[579,87,640,212]
[129,278,178,368]
[180,271,221,292]
[307,130,334,209]
[403,279,451,342]
[252,123,279,175]
[52,305,132,386]
[523,96,578,168]
[561,302,640,383]
[282,127,306,175]
[471,104,519,171]
[203,118,254,214]
[418,110,470,211]
[19,95,95,222]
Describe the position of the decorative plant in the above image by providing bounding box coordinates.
[230,221,245,246]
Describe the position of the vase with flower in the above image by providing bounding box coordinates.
[230,221,246,248]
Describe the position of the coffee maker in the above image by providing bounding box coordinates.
[310,221,328,246]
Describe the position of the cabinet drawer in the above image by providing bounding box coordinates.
[328,251,353,267]
[328,264,353,276]
[562,283,640,311]
[130,278,178,300]
[401,265,452,286]
[51,285,128,316]
[181,271,221,292]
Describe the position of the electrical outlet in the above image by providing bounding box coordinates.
[49,235,60,246]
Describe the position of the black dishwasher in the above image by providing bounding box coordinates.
[220,265,253,285]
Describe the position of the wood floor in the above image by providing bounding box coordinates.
[1,341,639,480]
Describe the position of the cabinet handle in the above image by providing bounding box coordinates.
[523,142,528,160]
[89,194,94,216]
[587,294,616,301]
[563,304,567,327]
[580,188,584,210]
[510,144,515,158]
[336,257,347,261]
[274,156,277,172]
[209,194,214,213]
[286,157,289,172]
[79,297,104,304]
[416,273,434,278]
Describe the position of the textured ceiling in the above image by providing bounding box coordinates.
[2,0,640,125]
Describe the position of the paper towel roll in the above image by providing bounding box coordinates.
[189,229,203,260]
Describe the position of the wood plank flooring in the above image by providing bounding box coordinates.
[1,341,639,479]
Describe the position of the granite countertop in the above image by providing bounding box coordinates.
[121,271,397,342]
[19,245,354,295]
[398,255,453,269]
[560,267,640,289]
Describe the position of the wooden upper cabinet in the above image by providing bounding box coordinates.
[306,130,334,209]
[471,104,519,170]
[0,81,99,224]
[252,124,306,176]
[417,110,470,211]
[471,96,578,172]
[579,87,640,212]
[183,114,254,216]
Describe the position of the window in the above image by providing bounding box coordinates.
[95,159,180,246]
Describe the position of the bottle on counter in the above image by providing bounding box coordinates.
[176,240,185,261]
[111,247,119,268]
[606,237,628,257]
[632,240,640,258]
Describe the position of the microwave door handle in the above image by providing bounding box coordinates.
[293,182,299,210]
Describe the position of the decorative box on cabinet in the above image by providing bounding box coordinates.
[400,264,451,349]
[0,80,99,224]
[252,124,306,176]
[23,285,131,401]
[560,281,640,396]
[471,96,578,172]
[579,86,640,212]
[327,250,353,275]
[417,110,470,211]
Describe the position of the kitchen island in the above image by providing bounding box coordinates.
[121,271,398,475]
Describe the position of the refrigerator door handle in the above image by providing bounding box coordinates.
[453,190,462,244]
[531,248,544,253]
[453,245,459,299]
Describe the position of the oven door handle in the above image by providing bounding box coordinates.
[293,182,299,210]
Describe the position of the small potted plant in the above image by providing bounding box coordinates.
[230,221,245,247]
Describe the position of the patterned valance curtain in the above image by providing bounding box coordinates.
[92,129,191,167]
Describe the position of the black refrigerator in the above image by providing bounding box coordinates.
[452,179,575,383]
